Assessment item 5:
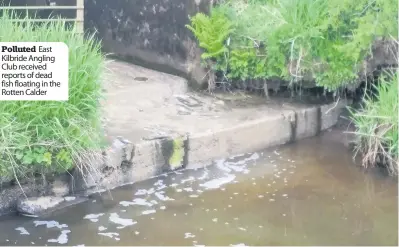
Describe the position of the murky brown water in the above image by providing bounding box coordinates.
[0,131,397,246]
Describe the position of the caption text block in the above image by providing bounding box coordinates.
[0,42,68,101]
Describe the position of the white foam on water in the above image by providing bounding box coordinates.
[238,227,247,231]
[231,244,247,246]
[160,206,166,210]
[120,198,153,207]
[98,226,107,231]
[230,153,246,159]
[184,232,195,239]
[64,196,76,201]
[198,171,209,180]
[135,188,155,196]
[170,183,179,187]
[98,232,119,239]
[48,229,70,244]
[154,192,174,201]
[156,184,167,190]
[189,195,199,198]
[183,187,194,192]
[33,220,68,229]
[15,227,29,235]
[109,213,137,229]
[212,218,218,222]
[216,159,231,172]
[181,176,195,184]
[142,209,156,215]
[225,162,250,174]
[83,213,104,223]
[200,174,236,190]
[224,153,260,170]
[176,189,183,192]
[154,179,164,187]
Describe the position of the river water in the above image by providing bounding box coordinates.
[0,131,397,246]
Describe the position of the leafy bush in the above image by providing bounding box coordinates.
[186,10,233,60]
[186,9,234,89]
[0,11,106,182]
[349,70,398,176]
[187,0,398,91]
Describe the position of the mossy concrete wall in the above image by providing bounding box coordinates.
[84,0,210,89]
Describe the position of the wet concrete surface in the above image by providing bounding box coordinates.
[0,131,397,246]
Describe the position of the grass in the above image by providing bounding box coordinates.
[0,10,106,185]
[348,69,398,176]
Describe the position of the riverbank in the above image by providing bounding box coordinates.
[185,0,398,175]
[0,59,348,216]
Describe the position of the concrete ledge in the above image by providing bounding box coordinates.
[295,106,320,140]
[70,99,348,193]
[187,111,295,168]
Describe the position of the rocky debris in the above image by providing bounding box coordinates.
[16,196,65,216]
[0,181,48,216]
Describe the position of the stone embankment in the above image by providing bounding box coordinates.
[0,60,348,216]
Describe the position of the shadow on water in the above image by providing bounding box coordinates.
[0,131,397,246]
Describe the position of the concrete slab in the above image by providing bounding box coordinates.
[103,60,326,142]
[75,59,349,192]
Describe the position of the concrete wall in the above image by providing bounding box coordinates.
[84,0,210,89]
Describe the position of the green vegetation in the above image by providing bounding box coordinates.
[187,0,397,91]
[0,11,106,182]
[349,70,398,176]
[187,0,398,174]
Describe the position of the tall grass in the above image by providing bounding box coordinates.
[0,10,106,183]
[349,70,398,176]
